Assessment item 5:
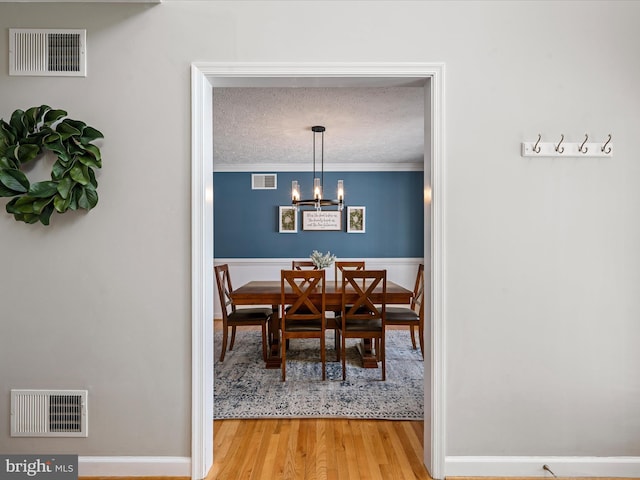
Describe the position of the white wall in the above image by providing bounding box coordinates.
[0,0,639,474]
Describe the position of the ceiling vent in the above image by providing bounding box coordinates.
[11,389,88,437]
[252,174,277,190]
[9,29,87,77]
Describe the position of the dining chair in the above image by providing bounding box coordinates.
[292,260,318,270]
[385,264,425,358]
[280,269,326,381]
[291,261,319,290]
[334,260,365,284]
[290,260,340,358]
[331,261,367,358]
[214,264,271,362]
[336,269,386,381]
[333,260,365,314]
[291,259,342,359]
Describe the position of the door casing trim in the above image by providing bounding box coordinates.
[190,62,446,480]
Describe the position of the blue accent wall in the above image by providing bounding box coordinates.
[214,171,423,258]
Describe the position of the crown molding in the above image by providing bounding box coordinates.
[214,162,424,173]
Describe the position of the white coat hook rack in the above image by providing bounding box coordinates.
[522,134,613,157]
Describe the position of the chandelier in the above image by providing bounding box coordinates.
[291,125,344,211]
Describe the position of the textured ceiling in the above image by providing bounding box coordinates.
[212,87,425,169]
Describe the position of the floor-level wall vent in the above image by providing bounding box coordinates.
[11,389,88,437]
[9,29,87,77]
[251,173,277,190]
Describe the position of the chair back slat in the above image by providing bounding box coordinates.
[335,260,365,289]
[292,260,318,270]
[214,264,236,319]
[292,261,319,287]
[281,270,325,319]
[411,264,425,317]
[342,270,386,320]
[335,261,365,282]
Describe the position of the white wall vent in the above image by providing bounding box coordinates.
[9,29,87,77]
[11,389,88,437]
[251,173,277,190]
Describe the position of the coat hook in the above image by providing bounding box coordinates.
[601,134,612,154]
[578,133,589,154]
[533,134,542,153]
[555,134,565,154]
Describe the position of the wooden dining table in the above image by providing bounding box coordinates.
[230,280,413,369]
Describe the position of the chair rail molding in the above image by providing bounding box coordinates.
[192,61,446,480]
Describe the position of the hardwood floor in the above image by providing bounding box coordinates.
[208,418,432,480]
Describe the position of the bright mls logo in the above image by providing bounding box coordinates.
[1,455,77,480]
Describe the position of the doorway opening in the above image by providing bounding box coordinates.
[191,63,445,480]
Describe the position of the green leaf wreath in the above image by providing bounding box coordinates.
[0,105,103,225]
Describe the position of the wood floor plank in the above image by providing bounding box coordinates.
[333,420,353,480]
[369,421,390,467]
[384,420,423,480]
[271,419,291,479]
[247,419,273,480]
[233,421,261,478]
[352,419,377,480]
[284,418,301,479]
[401,421,424,458]
[258,421,280,480]
[361,421,386,480]
[315,418,329,480]
[224,421,259,480]
[208,419,431,480]
[302,419,317,480]
[396,421,431,479]
[343,420,363,480]
[327,420,342,478]
[377,422,406,480]
[211,421,245,480]
[212,419,238,459]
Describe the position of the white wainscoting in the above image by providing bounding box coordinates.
[213,257,423,318]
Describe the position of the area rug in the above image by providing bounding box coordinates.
[214,329,424,420]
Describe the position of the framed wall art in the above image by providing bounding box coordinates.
[347,206,366,233]
[302,210,342,231]
[279,206,298,233]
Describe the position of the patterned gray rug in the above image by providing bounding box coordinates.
[214,329,424,420]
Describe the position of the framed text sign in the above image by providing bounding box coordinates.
[302,210,342,231]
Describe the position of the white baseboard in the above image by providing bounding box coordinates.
[445,456,640,478]
[78,456,191,477]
